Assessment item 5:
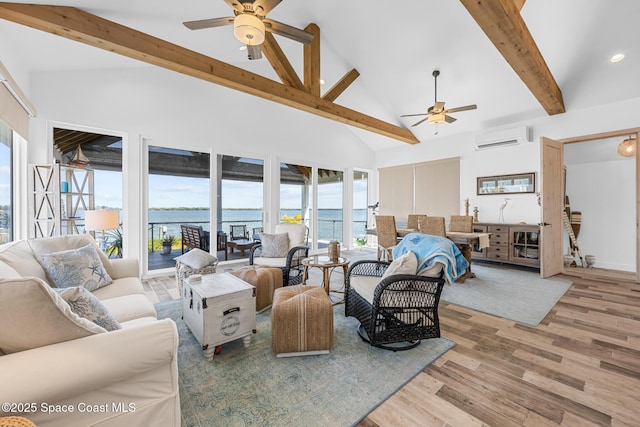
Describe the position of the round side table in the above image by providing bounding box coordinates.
[301,255,349,302]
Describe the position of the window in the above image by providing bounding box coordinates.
[0,120,13,243]
[218,154,263,260]
[353,170,368,247]
[148,146,210,270]
[317,168,343,244]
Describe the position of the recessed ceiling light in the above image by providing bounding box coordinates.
[319,79,325,85]
[239,45,247,51]
[610,53,625,63]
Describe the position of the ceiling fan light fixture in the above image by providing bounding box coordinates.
[427,113,445,125]
[617,136,636,157]
[233,14,265,45]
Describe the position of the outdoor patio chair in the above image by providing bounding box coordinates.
[180,225,210,253]
[230,224,249,241]
[344,257,445,351]
[249,223,309,287]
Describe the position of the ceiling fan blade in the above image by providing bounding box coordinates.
[443,104,477,114]
[183,17,234,30]
[411,117,430,127]
[444,115,457,123]
[400,113,428,118]
[263,19,314,44]
[246,44,263,60]
[253,0,283,16]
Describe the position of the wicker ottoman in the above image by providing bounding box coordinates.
[230,265,283,312]
[271,285,333,357]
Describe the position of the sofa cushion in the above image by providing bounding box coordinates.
[0,277,105,354]
[0,240,49,283]
[36,243,113,291]
[0,259,20,279]
[100,294,157,323]
[261,233,290,258]
[92,277,145,300]
[252,256,287,268]
[174,248,218,269]
[382,250,418,278]
[28,234,116,279]
[56,287,122,331]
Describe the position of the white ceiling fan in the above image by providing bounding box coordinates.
[183,0,314,60]
[401,70,477,127]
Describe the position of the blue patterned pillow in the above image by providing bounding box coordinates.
[55,287,121,331]
[37,243,112,291]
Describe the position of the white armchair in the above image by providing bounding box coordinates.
[249,223,309,286]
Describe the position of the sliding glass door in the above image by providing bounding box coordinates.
[217,155,264,261]
[147,146,210,270]
[317,168,343,245]
[0,120,12,243]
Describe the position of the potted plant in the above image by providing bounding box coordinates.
[162,235,175,255]
[106,229,123,258]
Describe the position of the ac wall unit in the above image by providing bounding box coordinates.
[475,126,532,150]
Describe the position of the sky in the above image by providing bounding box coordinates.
[94,170,368,210]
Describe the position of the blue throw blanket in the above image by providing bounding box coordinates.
[392,233,469,285]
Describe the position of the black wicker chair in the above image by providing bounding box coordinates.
[345,259,445,351]
[249,223,309,287]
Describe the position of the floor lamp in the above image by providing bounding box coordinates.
[85,209,119,253]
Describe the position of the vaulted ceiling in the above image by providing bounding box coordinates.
[0,0,638,151]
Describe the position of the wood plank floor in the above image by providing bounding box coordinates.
[144,267,640,427]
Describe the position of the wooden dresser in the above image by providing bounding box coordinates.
[471,222,540,268]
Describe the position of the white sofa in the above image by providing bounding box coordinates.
[0,234,180,427]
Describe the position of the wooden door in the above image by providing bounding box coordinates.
[540,137,564,278]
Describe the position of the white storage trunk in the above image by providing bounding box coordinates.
[182,273,257,360]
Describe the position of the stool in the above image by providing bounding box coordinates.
[271,285,333,357]
[230,265,283,312]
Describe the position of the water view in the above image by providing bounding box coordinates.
[148,208,368,243]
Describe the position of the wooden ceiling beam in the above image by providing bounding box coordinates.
[323,69,360,103]
[261,31,305,91]
[460,0,565,115]
[0,4,418,145]
[513,0,526,12]
[303,23,321,97]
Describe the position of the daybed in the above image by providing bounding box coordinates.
[0,234,180,427]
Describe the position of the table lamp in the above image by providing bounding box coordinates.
[85,209,119,252]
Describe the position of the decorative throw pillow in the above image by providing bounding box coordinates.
[55,287,121,331]
[382,250,418,278]
[37,243,112,291]
[260,233,290,258]
[174,248,219,269]
[0,277,106,354]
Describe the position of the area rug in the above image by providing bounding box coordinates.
[156,300,455,427]
[441,264,572,326]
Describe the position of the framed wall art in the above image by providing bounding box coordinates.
[477,172,536,195]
